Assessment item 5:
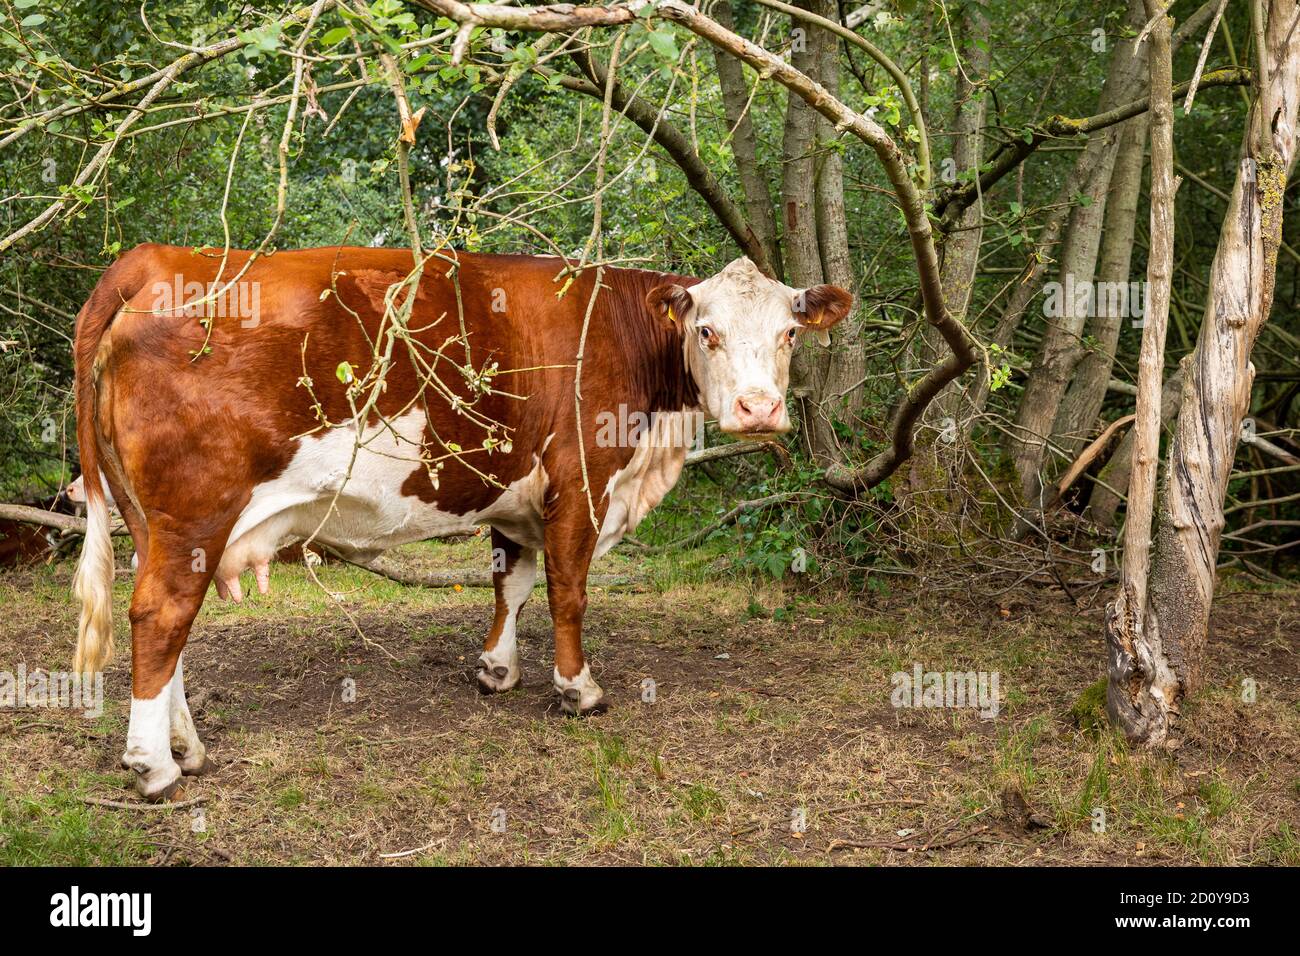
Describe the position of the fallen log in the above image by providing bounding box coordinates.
[0,503,129,536]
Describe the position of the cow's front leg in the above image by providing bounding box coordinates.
[476,529,536,694]
[543,509,606,715]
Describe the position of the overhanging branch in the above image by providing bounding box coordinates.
[934,67,1251,230]
[414,0,978,493]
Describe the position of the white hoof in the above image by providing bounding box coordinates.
[476,646,521,694]
[553,664,607,715]
[172,738,210,776]
[122,750,184,801]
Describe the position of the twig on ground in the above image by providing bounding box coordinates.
[81,795,207,811]
[380,836,447,859]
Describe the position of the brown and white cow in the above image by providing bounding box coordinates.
[72,244,851,799]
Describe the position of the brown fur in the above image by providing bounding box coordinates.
[75,245,700,699]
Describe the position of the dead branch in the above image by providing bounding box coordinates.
[336,552,640,589]
[81,795,207,811]
[1047,414,1135,508]
[643,492,798,553]
[1241,430,1300,464]
[0,503,129,536]
[827,824,991,853]
[685,440,790,468]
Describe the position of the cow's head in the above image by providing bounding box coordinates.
[646,258,853,436]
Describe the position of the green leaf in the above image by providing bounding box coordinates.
[21,13,46,26]
[335,361,354,384]
[647,29,678,61]
[321,26,352,46]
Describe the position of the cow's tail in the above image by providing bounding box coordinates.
[72,473,114,676]
[72,247,151,675]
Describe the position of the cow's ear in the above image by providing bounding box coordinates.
[794,285,853,345]
[646,284,694,331]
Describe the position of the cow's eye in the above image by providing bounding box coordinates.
[699,326,715,342]
[786,327,799,343]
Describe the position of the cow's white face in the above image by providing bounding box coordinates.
[647,258,852,436]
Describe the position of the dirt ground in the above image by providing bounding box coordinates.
[1,538,1298,866]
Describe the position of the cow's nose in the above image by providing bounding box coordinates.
[733,392,784,431]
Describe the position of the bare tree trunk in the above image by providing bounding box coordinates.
[712,0,783,278]
[1107,0,1178,744]
[1107,0,1300,745]
[809,0,861,462]
[781,0,833,458]
[779,4,825,290]
[1008,0,1148,501]
[1053,112,1150,458]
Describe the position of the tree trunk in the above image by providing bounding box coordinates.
[782,0,833,458]
[1106,0,1177,745]
[712,0,783,279]
[926,3,989,411]
[809,0,862,462]
[1107,0,1300,746]
[905,0,989,512]
[968,147,1109,418]
[1008,0,1148,501]
[1052,111,1150,459]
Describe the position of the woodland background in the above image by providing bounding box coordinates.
[1,0,1299,751]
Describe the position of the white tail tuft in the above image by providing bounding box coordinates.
[73,486,115,675]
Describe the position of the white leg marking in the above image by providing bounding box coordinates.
[122,686,182,799]
[478,548,537,693]
[168,653,207,774]
[553,664,606,714]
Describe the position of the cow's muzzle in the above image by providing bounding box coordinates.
[729,391,788,435]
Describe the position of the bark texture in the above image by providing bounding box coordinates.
[1052,111,1150,458]
[712,0,783,278]
[1008,0,1148,501]
[1107,0,1300,745]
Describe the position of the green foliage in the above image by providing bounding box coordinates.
[0,789,150,866]
[1,0,1294,581]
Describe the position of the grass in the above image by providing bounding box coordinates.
[2,542,1299,866]
[0,787,151,866]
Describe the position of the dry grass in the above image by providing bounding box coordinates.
[1,540,1298,866]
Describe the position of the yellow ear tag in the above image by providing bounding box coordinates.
[667,305,677,324]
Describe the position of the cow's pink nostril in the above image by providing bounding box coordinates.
[734,393,784,430]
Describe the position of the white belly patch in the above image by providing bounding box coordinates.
[594,411,693,558]
[215,409,549,598]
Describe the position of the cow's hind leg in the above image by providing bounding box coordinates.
[476,529,536,694]
[122,533,218,800]
[168,652,211,775]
